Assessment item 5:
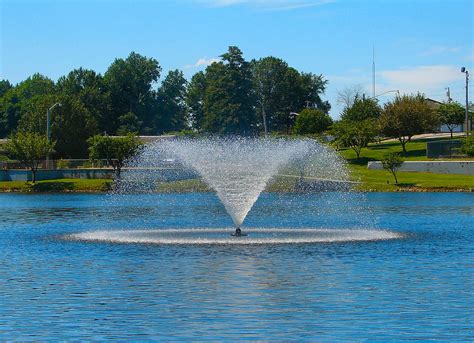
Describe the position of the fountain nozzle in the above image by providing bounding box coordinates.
[232,228,247,237]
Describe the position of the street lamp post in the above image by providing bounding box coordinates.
[373,90,400,99]
[461,67,469,136]
[46,102,62,169]
[363,90,399,101]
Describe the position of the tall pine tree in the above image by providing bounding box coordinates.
[202,46,257,135]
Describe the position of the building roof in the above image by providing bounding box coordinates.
[425,98,443,110]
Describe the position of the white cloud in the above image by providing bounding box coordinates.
[194,57,220,66]
[419,45,460,56]
[183,57,220,69]
[378,65,463,91]
[195,0,335,10]
[330,65,464,95]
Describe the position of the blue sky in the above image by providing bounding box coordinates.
[1,0,473,117]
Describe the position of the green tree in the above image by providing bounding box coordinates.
[104,52,161,134]
[274,67,302,133]
[5,132,55,183]
[17,96,98,158]
[437,102,465,138]
[299,72,330,113]
[379,94,439,153]
[186,71,207,131]
[331,119,378,159]
[341,98,381,121]
[88,134,143,176]
[0,80,12,98]
[117,112,142,135]
[251,57,289,134]
[293,108,333,135]
[461,136,474,156]
[56,68,111,134]
[202,46,257,134]
[381,152,403,184]
[51,98,99,158]
[156,69,188,133]
[271,69,330,134]
[17,94,59,134]
[0,74,55,137]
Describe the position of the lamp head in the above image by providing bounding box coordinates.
[461,67,466,73]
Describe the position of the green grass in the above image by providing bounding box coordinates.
[155,179,210,193]
[336,138,474,191]
[348,164,474,191]
[340,137,473,164]
[154,175,307,193]
[340,139,431,165]
[0,178,112,193]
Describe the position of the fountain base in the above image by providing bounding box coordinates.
[231,228,247,237]
[67,228,402,245]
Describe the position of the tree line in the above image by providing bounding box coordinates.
[331,93,466,158]
[0,46,330,158]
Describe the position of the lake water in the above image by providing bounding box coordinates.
[0,192,473,340]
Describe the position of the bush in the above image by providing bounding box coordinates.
[293,109,333,135]
[57,159,70,169]
[87,134,143,176]
[80,160,94,168]
[461,136,474,156]
[330,119,378,159]
[166,129,199,137]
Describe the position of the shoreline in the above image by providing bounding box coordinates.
[0,181,474,194]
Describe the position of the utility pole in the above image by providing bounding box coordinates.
[461,67,469,136]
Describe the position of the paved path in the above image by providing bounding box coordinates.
[380,132,465,143]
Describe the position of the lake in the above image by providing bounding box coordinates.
[0,192,473,340]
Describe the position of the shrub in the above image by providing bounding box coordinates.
[381,152,403,184]
[88,134,143,176]
[5,132,55,183]
[461,136,474,156]
[293,109,333,135]
[57,159,70,169]
[80,160,94,168]
[330,119,378,159]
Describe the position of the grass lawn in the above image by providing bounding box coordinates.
[340,138,474,191]
[0,178,112,193]
[156,179,210,193]
[339,138,443,164]
[348,164,474,191]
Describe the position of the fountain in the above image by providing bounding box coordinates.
[69,137,402,244]
[159,137,322,235]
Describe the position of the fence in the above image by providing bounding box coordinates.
[426,140,462,158]
[0,159,114,170]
